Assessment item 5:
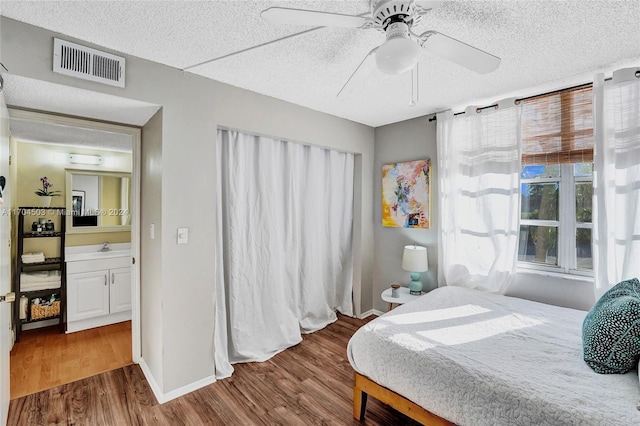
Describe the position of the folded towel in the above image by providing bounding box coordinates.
[22,252,45,263]
[21,271,61,284]
[21,281,61,292]
[22,259,45,264]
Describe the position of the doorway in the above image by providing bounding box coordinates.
[7,109,141,399]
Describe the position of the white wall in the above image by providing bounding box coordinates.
[1,18,375,395]
[374,115,595,312]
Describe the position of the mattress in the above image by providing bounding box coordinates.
[347,286,639,425]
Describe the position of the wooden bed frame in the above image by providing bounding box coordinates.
[353,373,454,425]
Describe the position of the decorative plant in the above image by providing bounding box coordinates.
[35,177,61,197]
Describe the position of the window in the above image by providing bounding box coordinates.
[517,86,594,275]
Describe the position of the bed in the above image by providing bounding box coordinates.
[347,286,639,425]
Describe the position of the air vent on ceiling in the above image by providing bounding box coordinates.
[53,38,125,88]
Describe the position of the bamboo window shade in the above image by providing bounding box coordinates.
[522,85,594,165]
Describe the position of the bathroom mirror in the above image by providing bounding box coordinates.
[65,170,132,233]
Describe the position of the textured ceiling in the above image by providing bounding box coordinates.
[2,1,639,127]
[4,75,160,127]
[4,74,154,153]
[10,119,133,152]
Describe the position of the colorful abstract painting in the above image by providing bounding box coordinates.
[382,159,431,228]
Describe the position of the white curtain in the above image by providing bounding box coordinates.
[437,98,522,294]
[214,129,355,378]
[593,68,640,299]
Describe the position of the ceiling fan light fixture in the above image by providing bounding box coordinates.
[375,22,420,75]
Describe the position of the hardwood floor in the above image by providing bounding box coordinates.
[9,315,421,425]
[10,321,132,399]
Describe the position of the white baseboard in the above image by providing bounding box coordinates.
[138,357,217,404]
[138,357,164,404]
[66,311,131,333]
[358,309,384,319]
[162,373,217,403]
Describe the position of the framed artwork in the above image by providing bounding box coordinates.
[72,190,85,216]
[382,159,431,228]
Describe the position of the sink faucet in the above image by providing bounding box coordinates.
[100,241,111,252]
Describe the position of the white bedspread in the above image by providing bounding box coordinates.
[347,286,639,425]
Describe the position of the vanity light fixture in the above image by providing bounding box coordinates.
[67,154,103,165]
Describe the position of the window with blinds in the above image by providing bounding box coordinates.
[518,84,594,275]
[521,85,594,165]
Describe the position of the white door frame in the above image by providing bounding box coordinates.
[8,108,142,363]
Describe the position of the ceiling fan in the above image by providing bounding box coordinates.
[260,0,501,98]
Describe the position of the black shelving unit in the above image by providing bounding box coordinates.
[14,207,66,342]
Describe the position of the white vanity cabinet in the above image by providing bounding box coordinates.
[65,244,132,333]
[109,267,132,313]
[67,270,111,321]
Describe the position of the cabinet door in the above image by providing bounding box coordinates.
[110,267,132,313]
[67,270,110,322]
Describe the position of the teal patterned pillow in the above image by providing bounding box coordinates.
[582,278,640,374]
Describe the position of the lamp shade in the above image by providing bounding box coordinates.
[402,245,428,272]
[375,37,420,75]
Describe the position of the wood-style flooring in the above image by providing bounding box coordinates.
[9,315,421,425]
[10,321,132,399]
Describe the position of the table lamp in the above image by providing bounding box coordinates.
[402,245,428,295]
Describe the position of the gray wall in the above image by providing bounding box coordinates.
[507,274,595,311]
[374,115,596,312]
[373,116,439,313]
[140,109,163,389]
[1,17,375,394]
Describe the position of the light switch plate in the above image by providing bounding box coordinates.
[177,227,189,244]
[150,223,155,240]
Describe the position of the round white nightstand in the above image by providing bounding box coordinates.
[381,286,423,311]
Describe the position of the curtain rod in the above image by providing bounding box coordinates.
[427,77,614,123]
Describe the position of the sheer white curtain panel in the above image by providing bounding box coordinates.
[593,68,640,298]
[214,129,355,378]
[437,99,522,294]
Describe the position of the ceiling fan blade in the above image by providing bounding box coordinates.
[261,7,370,28]
[337,48,378,98]
[414,1,445,12]
[420,31,501,74]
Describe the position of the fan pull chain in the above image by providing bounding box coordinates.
[409,63,419,107]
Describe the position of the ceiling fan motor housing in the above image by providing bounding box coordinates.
[385,21,412,42]
[371,0,418,30]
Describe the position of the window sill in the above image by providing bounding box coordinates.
[516,267,594,283]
